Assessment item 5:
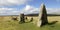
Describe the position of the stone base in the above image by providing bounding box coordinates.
[37,20,41,27]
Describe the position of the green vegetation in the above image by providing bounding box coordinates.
[0,20,60,30]
[0,20,40,30]
[0,16,60,30]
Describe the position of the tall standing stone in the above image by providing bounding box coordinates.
[19,13,25,23]
[37,3,48,27]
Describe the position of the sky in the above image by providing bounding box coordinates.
[0,0,60,15]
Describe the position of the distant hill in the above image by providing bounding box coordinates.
[24,13,39,16]
[25,13,60,16]
[47,14,60,16]
[0,14,60,16]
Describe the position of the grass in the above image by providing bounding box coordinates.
[0,20,40,30]
[0,16,60,30]
[0,20,60,30]
[40,23,60,30]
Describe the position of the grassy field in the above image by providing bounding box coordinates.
[0,16,60,30]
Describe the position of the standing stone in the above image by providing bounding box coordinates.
[11,16,17,21]
[19,13,25,23]
[25,17,27,20]
[30,17,33,22]
[37,3,48,27]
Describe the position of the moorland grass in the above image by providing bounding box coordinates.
[0,16,60,30]
[0,20,60,30]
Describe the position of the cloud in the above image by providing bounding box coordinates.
[21,5,39,14]
[0,5,38,15]
[21,5,60,15]
[47,8,60,14]
[0,5,60,15]
[0,8,20,15]
[0,0,32,6]
[0,8,16,10]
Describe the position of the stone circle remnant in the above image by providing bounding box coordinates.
[19,13,25,23]
[37,3,48,27]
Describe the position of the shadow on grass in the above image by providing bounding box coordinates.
[19,19,34,24]
[19,21,30,24]
[47,21,58,27]
[48,21,58,25]
[40,21,58,27]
